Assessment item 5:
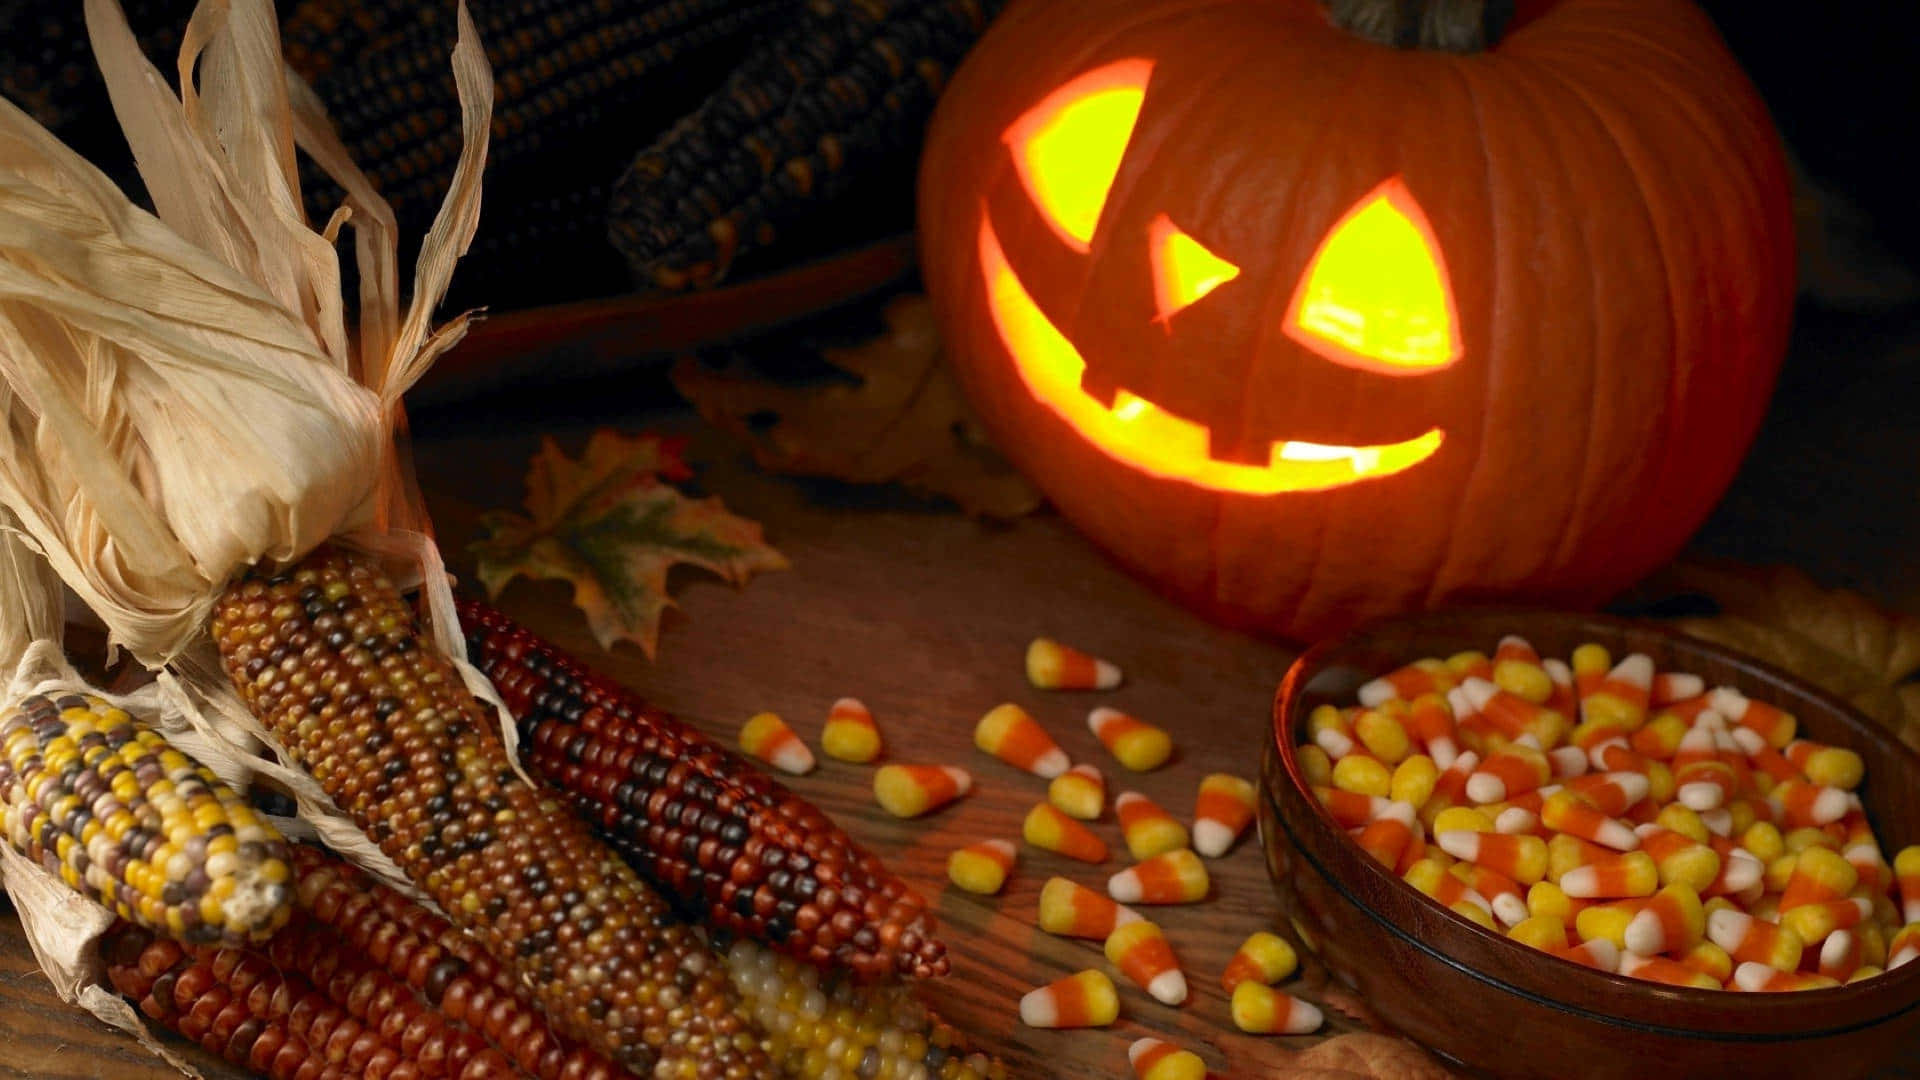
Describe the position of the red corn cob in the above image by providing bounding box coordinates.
[457,596,947,981]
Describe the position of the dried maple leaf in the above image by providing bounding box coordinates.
[1645,560,1920,748]
[1282,1033,1457,1080]
[470,430,788,657]
[671,294,1043,519]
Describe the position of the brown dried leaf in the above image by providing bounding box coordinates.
[1284,1033,1456,1080]
[1649,561,1920,749]
[672,294,1043,519]
[469,430,788,657]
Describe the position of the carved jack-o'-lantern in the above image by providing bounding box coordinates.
[919,0,1795,641]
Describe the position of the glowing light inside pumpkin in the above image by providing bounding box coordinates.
[1003,59,1153,253]
[1284,176,1462,374]
[1150,213,1240,322]
[979,217,1443,494]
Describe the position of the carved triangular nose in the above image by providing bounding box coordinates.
[1283,176,1461,376]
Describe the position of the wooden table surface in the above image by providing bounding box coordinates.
[7,294,1920,1079]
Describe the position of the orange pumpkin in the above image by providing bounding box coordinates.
[919,0,1795,641]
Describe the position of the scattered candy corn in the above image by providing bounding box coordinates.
[1039,877,1141,939]
[1230,982,1323,1035]
[1193,773,1257,858]
[947,839,1017,895]
[1222,931,1298,990]
[1049,763,1107,820]
[1130,1037,1207,1080]
[1104,920,1187,1005]
[872,764,970,818]
[1019,970,1119,1028]
[1089,707,1173,772]
[975,703,1070,778]
[1115,792,1189,861]
[740,711,814,775]
[820,697,882,763]
[1028,638,1121,690]
[1109,849,1209,905]
[1025,802,1109,864]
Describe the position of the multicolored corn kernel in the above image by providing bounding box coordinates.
[1088,707,1172,772]
[1024,802,1109,864]
[1130,1036,1208,1080]
[1192,773,1257,858]
[1115,792,1188,862]
[724,938,1005,1079]
[975,703,1069,778]
[460,597,947,982]
[0,692,293,948]
[1222,931,1299,990]
[820,697,882,763]
[1230,981,1323,1035]
[1026,638,1121,690]
[1039,876,1141,940]
[948,839,1018,896]
[1019,970,1119,1028]
[875,764,972,819]
[214,550,766,1075]
[741,710,816,775]
[1109,849,1209,905]
[1104,919,1186,1005]
[1049,763,1106,820]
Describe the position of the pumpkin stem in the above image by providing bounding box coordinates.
[1323,0,1515,52]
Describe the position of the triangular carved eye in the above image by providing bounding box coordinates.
[1003,59,1153,253]
[1284,177,1461,375]
[1150,214,1240,323]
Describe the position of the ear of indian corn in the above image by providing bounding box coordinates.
[211,547,764,1076]
[0,692,293,948]
[724,937,1006,1079]
[457,595,949,981]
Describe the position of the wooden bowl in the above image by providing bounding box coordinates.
[1260,610,1920,1080]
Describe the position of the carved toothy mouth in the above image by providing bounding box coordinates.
[978,218,1444,495]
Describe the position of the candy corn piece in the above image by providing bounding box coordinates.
[1767,779,1849,829]
[1560,851,1659,899]
[1783,739,1865,791]
[1315,786,1391,828]
[1677,940,1733,984]
[1706,908,1804,971]
[1732,962,1839,993]
[1039,877,1142,939]
[1105,920,1187,1005]
[1581,654,1653,731]
[1028,638,1121,690]
[1889,923,1920,969]
[1025,802,1109,864]
[1049,763,1106,820]
[1897,847,1920,924]
[948,839,1017,895]
[1406,693,1460,769]
[1466,744,1550,805]
[1542,790,1639,851]
[1508,914,1570,952]
[1193,773,1257,857]
[1819,929,1863,982]
[1090,707,1173,772]
[1130,1037,1207,1080]
[1020,970,1119,1028]
[1566,771,1651,818]
[1633,824,1722,893]
[1436,830,1549,886]
[1650,671,1706,707]
[1222,931,1298,990]
[1543,659,1578,719]
[820,697,882,763]
[1554,937,1621,973]
[1230,982,1323,1035]
[1110,849,1209,905]
[1710,688,1796,749]
[1357,801,1420,869]
[1779,846,1859,911]
[1623,883,1705,956]
[1115,792,1189,861]
[1359,657,1454,706]
[1781,897,1872,945]
[1619,953,1719,990]
[873,764,970,818]
[740,712,815,775]
[976,703,1070,778]
[1492,635,1552,703]
[1451,861,1530,926]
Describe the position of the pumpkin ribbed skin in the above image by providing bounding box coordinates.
[918,0,1794,641]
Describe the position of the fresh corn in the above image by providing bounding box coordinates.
[609,0,1005,290]
[211,546,764,1076]
[458,596,948,982]
[0,692,293,947]
[723,937,1005,1079]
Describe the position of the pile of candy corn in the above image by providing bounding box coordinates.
[1301,635,1920,991]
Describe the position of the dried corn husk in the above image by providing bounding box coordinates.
[0,2,498,1070]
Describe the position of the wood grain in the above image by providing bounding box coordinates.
[0,416,1383,1079]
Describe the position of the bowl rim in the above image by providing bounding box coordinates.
[1268,607,1920,1034]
